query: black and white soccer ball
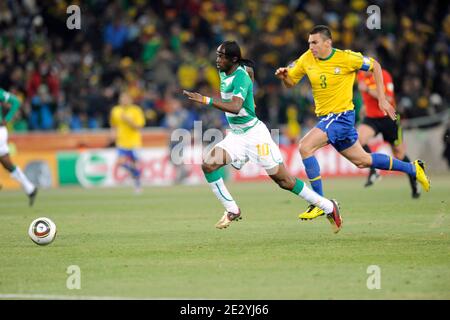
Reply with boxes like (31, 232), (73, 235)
(28, 217), (57, 245)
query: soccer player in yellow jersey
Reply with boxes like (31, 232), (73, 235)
(110, 92), (145, 193)
(275, 25), (430, 221)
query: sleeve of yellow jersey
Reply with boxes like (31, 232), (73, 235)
(345, 50), (375, 72)
(287, 53), (306, 85)
(110, 106), (120, 127)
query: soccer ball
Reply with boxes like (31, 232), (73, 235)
(28, 217), (57, 245)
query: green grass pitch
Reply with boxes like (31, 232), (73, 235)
(1, 175), (449, 299)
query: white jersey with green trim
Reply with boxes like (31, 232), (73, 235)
(219, 65), (259, 134)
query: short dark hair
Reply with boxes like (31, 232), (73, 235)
(309, 25), (332, 40)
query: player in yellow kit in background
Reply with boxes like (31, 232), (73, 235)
(110, 92), (145, 193)
(275, 25), (430, 221)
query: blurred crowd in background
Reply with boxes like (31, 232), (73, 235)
(0, 0), (449, 144)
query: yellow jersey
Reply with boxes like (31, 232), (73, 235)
(287, 48), (374, 117)
(110, 104), (145, 149)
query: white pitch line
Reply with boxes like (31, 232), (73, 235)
(429, 213), (446, 228)
(0, 293), (207, 300)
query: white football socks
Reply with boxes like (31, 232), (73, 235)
(209, 178), (240, 214)
(299, 185), (334, 214)
(11, 166), (35, 195)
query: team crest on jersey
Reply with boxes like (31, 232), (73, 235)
(334, 67), (341, 74)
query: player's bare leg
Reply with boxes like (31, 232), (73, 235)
(202, 147), (241, 229)
(298, 127), (329, 173)
(340, 140), (382, 167)
(267, 163), (342, 233)
(298, 128), (329, 219)
(117, 155), (141, 193)
(357, 124), (377, 147)
(129, 157), (142, 193)
(0, 154), (37, 206)
(357, 124), (380, 187)
(391, 141), (404, 159)
(0, 154), (15, 172)
(392, 143), (420, 198)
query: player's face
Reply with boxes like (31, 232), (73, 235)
(308, 33), (332, 59)
(120, 93), (132, 106)
(216, 45), (233, 72)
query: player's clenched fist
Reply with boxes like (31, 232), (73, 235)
(275, 68), (289, 80)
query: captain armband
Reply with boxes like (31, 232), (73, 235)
(360, 56), (372, 71)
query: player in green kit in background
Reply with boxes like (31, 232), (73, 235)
(0, 88), (38, 206)
(183, 41), (343, 233)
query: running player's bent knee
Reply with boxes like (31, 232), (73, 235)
(298, 142), (314, 158)
(201, 162), (216, 174)
(353, 158), (371, 169)
(0, 157), (14, 172)
(278, 180), (292, 190)
(275, 176), (294, 190)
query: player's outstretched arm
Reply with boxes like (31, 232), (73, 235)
(275, 68), (295, 88)
(372, 60), (396, 120)
(183, 90), (243, 114)
(0, 89), (21, 124)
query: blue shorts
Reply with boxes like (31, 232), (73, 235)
(316, 110), (358, 152)
(117, 148), (138, 161)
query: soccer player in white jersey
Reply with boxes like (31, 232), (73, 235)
(0, 88), (38, 206)
(183, 41), (343, 233)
